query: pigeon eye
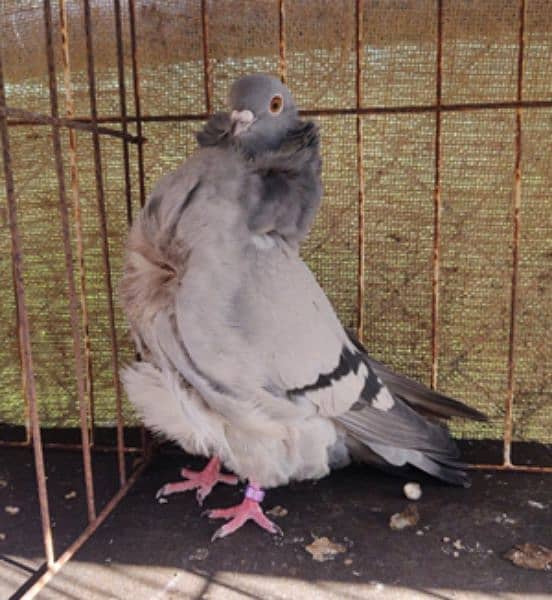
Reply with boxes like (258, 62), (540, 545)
(269, 94), (283, 115)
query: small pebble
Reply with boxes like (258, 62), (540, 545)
(0, 533), (6, 540)
(453, 551), (459, 558)
(266, 505), (288, 518)
(0, 479), (7, 488)
(344, 558), (353, 565)
(453, 539), (465, 550)
(389, 505), (420, 530)
(528, 500), (546, 510)
(64, 490), (77, 500)
(5, 506), (19, 515)
(494, 513), (516, 525)
(403, 482), (422, 501)
(504, 543), (552, 571)
(158, 497), (168, 504)
(416, 530), (424, 536)
(442, 537), (451, 543)
(305, 536), (346, 562)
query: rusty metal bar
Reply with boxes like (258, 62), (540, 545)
(0, 439), (31, 448)
(20, 459), (149, 600)
(278, 0), (287, 83)
(127, 0), (150, 456)
(2, 435), (549, 472)
(470, 464), (552, 474)
(0, 42), (55, 568)
(7, 99), (552, 128)
(40, 442), (141, 454)
(305, 99), (552, 115)
(113, 0), (133, 225)
(355, 0), (366, 342)
(431, 0), (443, 390)
(11, 261), (31, 444)
(44, 0), (96, 523)
(128, 0), (146, 208)
(201, 0), (213, 114)
(83, 0), (126, 485)
(59, 0), (96, 449)
(0, 439), (143, 453)
(2, 106), (143, 142)
(8, 179), (31, 445)
(504, 0), (526, 467)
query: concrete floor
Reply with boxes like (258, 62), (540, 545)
(2, 443), (551, 600)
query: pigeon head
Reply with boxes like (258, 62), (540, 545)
(228, 74), (299, 155)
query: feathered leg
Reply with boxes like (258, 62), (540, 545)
(156, 456), (238, 505)
(204, 482), (283, 541)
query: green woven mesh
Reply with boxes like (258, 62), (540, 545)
(0, 1), (550, 452)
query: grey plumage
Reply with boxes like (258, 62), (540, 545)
(120, 73), (484, 494)
(196, 76), (322, 247)
(242, 119), (321, 246)
(367, 356), (487, 422)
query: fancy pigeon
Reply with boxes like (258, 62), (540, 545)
(120, 73), (486, 540)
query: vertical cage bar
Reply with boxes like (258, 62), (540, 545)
(431, 0), (443, 390)
(21, 322), (32, 443)
(355, 0), (366, 341)
(83, 0), (126, 485)
(127, 0), (150, 457)
(278, 0), (287, 83)
(128, 0), (146, 208)
(44, 0), (97, 522)
(504, 0), (526, 466)
(0, 42), (55, 567)
(59, 0), (96, 448)
(201, 0), (213, 114)
(13, 267), (31, 444)
(113, 0), (133, 226)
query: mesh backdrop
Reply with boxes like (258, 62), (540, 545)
(0, 1), (550, 454)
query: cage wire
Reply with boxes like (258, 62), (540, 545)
(0, 0), (551, 594)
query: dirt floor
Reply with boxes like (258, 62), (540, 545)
(2, 442), (551, 600)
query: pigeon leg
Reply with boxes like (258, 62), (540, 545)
(205, 482), (283, 541)
(156, 456), (238, 505)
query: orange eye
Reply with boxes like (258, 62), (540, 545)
(269, 94), (283, 114)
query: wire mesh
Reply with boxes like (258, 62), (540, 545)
(1, 1), (551, 434)
(1, 0), (551, 452)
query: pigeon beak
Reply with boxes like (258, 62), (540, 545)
(230, 110), (255, 136)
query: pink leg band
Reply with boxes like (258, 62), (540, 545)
(245, 484), (265, 503)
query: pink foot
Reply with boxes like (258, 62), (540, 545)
(204, 484), (283, 541)
(156, 456), (238, 506)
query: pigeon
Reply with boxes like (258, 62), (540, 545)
(120, 73), (486, 541)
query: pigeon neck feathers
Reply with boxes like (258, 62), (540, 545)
(197, 114), (322, 246)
